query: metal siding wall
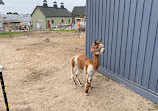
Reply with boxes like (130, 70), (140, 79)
(111, 0), (119, 72)
(86, 0), (158, 104)
(124, 0), (137, 80)
(119, 0), (130, 77)
(141, 0), (158, 88)
(86, 0), (89, 58)
(102, 0), (107, 68)
(107, 0), (114, 70)
(91, 0), (96, 60)
(128, 0), (144, 82)
(104, 0), (110, 69)
(114, 0), (125, 74)
(148, 20), (158, 92)
(135, 0), (152, 85)
(100, 0), (104, 67)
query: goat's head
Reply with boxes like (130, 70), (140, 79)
(91, 39), (105, 55)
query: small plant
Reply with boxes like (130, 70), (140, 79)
(51, 30), (77, 32)
(105, 78), (109, 82)
(154, 104), (158, 109)
(96, 75), (102, 78)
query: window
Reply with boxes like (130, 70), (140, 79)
(69, 19), (71, 23)
(52, 20), (54, 24)
(62, 19), (64, 23)
(76, 19), (81, 22)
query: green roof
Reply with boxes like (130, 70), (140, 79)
(34, 6), (72, 17)
(72, 6), (86, 16)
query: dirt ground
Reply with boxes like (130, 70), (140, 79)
(0, 31), (157, 111)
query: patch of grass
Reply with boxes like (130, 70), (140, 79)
(51, 30), (77, 32)
(0, 31), (29, 37)
(105, 78), (109, 82)
(96, 75), (103, 78)
(154, 104), (158, 109)
(96, 75), (109, 82)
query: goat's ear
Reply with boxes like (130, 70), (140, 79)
(99, 38), (102, 42)
(93, 40), (97, 46)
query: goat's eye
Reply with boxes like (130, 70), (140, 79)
(96, 46), (99, 49)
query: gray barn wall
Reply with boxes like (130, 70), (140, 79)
(86, 0), (158, 104)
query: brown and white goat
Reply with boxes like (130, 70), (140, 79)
(71, 39), (105, 96)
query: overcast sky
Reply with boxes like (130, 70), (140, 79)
(0, 0), (86, 14)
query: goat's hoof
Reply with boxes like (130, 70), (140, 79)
(90, 86), (94, 89)
(73, 83), (78, 87)
(85, 93), (89, 96)
(80, 85), (84, 87)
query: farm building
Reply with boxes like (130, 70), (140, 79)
(31, 0), (72, 29)
(72, 6), (86, 24)
(86, 0), (158, 104)
(1, 14), (31, 27)
(0, 0), (4, 28)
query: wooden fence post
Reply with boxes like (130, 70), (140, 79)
(7, 22), (11, 37)
(60, 23), (61, 30)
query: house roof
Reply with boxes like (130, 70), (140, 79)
(72, 6), (86, 16)
(2, 14), (31, 23)
(31, 6), (72, 17)
(0, 0), (4, 4)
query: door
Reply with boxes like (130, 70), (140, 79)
(48, 20), (50, 29)
(36, 22), (40, 28)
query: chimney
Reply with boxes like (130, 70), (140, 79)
(43, 0), (48, 7)
(61, 2), (64, 9)
(53, 1), (58, 8)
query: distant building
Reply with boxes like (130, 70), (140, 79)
(72, 6), (86, 24)
(31, 0), (72, 29)
(0, 0), (5, 28)
(1, 14), (31, 27)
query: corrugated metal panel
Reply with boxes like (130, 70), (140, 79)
(86, 0), (158, 104)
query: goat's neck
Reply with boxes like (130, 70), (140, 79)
(93, 54), (100, 70)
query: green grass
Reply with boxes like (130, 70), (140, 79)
(50, 30), (77, 32)
(0, 31), (29, 37)
(96, 75), (103, 78)
(0, 30), (77, 38)
(104, 78), (109, 82)
(154, 104), (158, 109)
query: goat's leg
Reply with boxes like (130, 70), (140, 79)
(76, 70), (83, 87)
(71, 57), (77, 86)
(89, 79), (93, 89)
(85, 78), (91, 96)
(77, 74), (83, 87)
(71, 70), (77, 86)
(71, 75), (77, 86)
(85, 75), (93, 96)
